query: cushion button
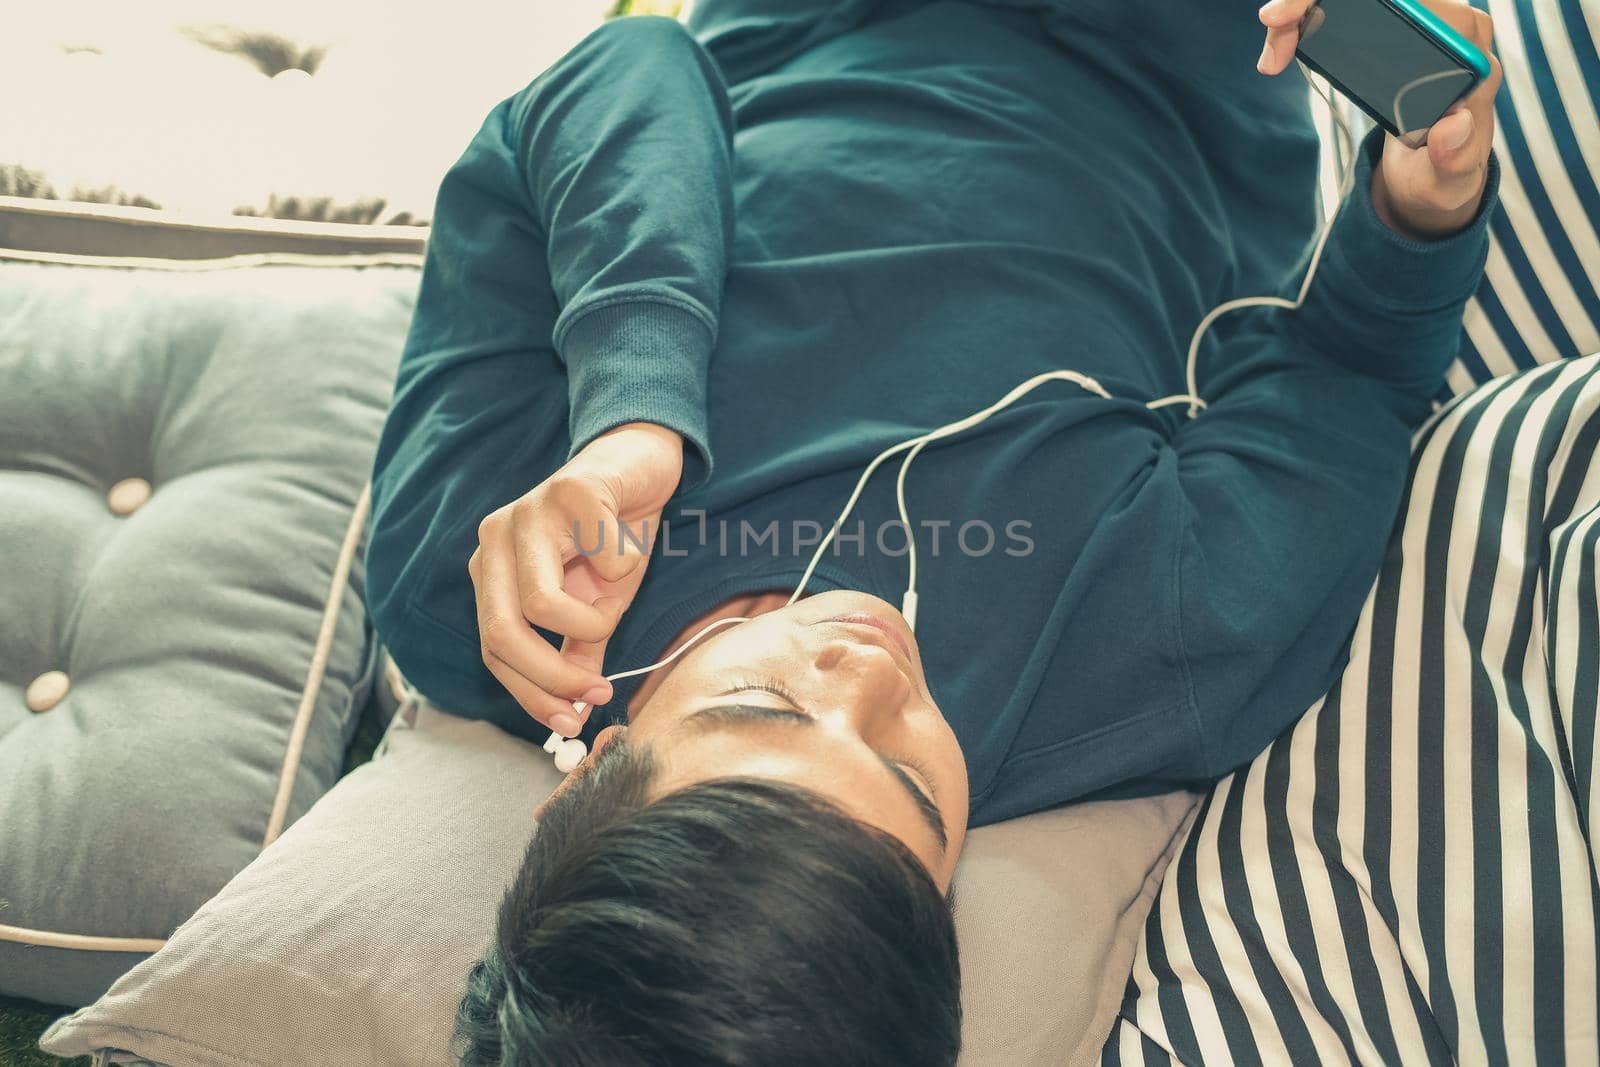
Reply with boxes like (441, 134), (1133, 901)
(25, 670), (70, 713)
(108, 477), (153, 516)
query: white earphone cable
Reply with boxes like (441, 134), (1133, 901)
(545, 66), (1357, 768)
(808, 65), (1355, 631)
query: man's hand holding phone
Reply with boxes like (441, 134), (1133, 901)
(1258, 0), (1502, 242)
(467, 421), (684, 736)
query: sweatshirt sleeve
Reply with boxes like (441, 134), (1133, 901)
(1155, 127), (1502, 780)
(510, 16), (735, 492)
(1283, 121), (1500, 400)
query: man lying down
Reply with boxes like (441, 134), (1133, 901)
(365, 0), (1501, 1062)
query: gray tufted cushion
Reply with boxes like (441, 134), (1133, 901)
(0, 249), (420, 1005)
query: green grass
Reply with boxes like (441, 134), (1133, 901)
(0, 695), (391, 1064)
(0, 998), (85, 1067)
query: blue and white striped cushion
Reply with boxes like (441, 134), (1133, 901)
(1313, 0), (1599, 396)
(1457, 0), (1600, 392)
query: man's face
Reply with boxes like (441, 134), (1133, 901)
(597, 589), (969, 887)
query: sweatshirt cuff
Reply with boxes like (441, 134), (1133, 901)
(1328, 121), (1501, 310)
(559, 300), (716, 493)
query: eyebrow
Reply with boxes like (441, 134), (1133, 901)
(684, 703), (948, 854)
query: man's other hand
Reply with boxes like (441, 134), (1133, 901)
(1257, 0), (1502, 241)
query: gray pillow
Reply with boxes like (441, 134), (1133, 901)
(0, 248), (420, 1005)
(42, 698), (1199, 1066)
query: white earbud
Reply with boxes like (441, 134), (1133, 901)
(553, 737), (588, 773)
(542, 616), (751, 773)
(539, 68), (1354, 778)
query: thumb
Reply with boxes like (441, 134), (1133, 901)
(1426, 108), (1477, 180)
(559, 631), (614, 728)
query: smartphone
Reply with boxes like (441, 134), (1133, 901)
(1293, 0), (1491, 147)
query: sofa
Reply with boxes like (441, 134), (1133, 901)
(0, 194), (1202, 1067)
(7, 0), (1599, 1060)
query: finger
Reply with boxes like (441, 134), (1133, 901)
(1257, 0), (1316, 74)
(1258, 24), (1299, 75)
(1413, 0), (1500, 124)
(1419, 109), (1490, 211)
(548, 570), (649, 710)
(1422, 47), (1500, 199)
(1457, 48), (1504, 126)
(484, 655), (587, 736)
(1465, 4), (1493, 52)
(507, 493), (614, 643)
(1415, 0), (1492, 53)
(470, 539), (593, 733)
(476, 514), (613, 703)
(563, 633), (611, 700)
(558, 632), (612, 725)
(587, 514), (657, 586)
(1416, 0), (1498, 104)
(1258, 0), (1316, 28)
(1425, 107), (1477, 177)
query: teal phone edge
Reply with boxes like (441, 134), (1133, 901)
(1295, 0), (1491, 146)
(1388, 0), (1493, 82)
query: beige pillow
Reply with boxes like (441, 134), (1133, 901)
(43, 699), (1198, 1067)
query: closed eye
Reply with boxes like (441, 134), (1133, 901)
(716, 681), (800, 704)
(682, 699), (948, 855)
(882, 759), (946, 853)
(688, 702), (811, 727)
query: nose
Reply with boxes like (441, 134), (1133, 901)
(813, 634), (901, 669)
(810, 635), (912, 722)
(812, 641), (847, 671)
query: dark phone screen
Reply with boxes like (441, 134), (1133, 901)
(1296, 0), (1477, 140)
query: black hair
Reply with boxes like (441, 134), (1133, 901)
(454, 735), (960, 1067)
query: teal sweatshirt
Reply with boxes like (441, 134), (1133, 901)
(368, 1), (1500, 826)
